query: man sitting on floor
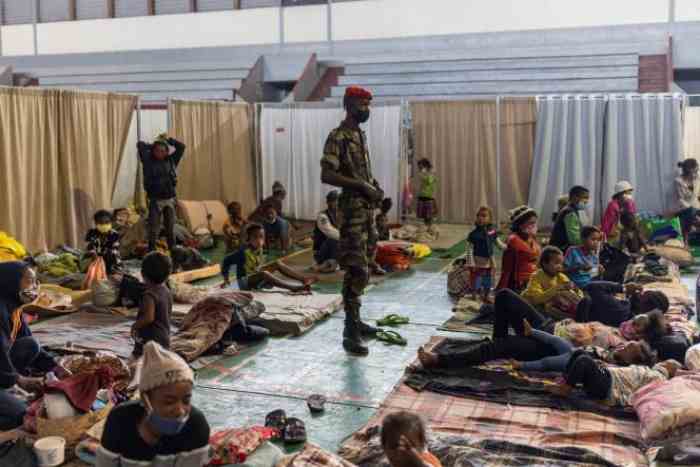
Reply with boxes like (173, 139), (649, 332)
(313, 191), (340, 273)
(221, 223), (317, 293)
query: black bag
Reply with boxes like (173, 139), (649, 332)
(599, 244), (631, 284)
(0, 440), (38, 467)
(118, 273), (146, 308)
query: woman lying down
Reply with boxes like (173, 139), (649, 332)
(418, 319), (682, 407)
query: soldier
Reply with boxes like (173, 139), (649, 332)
(321, 86), (385, 355)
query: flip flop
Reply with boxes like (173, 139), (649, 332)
(283, 417), (307, 444)
(265, 409), (287, 440)
(376, 330), (407, 346)
(307, 394), (326, 413)
(376, 314), (410, 327)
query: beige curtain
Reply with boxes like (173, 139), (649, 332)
(498, 98), (537, 222)
(411, 101), (498, 223)
(170, 100), (257, 213)
(0, 88), (135, 252)
(684, 107), (700, 159)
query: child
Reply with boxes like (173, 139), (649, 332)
(617, 212), (646, 254)
(564, 226), (603, 289)
(381, 411), (442, 467)
(550, 185), (590, 252)
(416, 159), (438, 232)
(554, 354), (681, 406)
(138, 135), (186, 253)
(131, 252), (173, 358)
(98, 342), (210, 466)
(376, 198), (394, 241)
(601, 180), (636, 242)
(85, 210), (122, 274)
(222, 201), (247, 253)
(552, 195), (568, 224)
(521, 246), (584, 319)
(467, 206), (503, 302)
(619, 310), (668, 343)
(221, 224), (316, 293)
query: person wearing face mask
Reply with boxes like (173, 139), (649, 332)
(85, 210), (122, 275)
(321, 86), (385, 355)
(138, 134), (186, 253)
(97, 341), (210, 467)
(674, 158), (700, 243)
(0, 262), (70, 430)
(601, 181), (636, 243)
(550, 185), (590, 253)
(496, 206), (542, 293)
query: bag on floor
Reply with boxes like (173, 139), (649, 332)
(81, 257), (107, 291)
(447, 257), (471, 298)
(375, 244), (411, 271)
(92, 279), (119, 307)
(0, 231), (28, 262)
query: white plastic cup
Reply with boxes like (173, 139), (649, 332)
(34, 436), (66, 467)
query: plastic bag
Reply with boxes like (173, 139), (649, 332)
(0, 231), (28, 262)
(82, 257), (107, 291)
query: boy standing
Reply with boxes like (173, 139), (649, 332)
(137, 135), (186, 253)
(550, 186), (590, 252)
(85, 210), (122, 274)
(131, 252), (173, 358)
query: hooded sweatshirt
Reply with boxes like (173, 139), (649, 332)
(0, 262), (56, 388)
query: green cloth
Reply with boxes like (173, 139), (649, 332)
(419, 172), (437, 198)
(563, 211), (582, 247)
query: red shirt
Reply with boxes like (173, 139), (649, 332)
(497, 233), (541, 291)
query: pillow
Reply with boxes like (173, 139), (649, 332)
(632, 374), (700, 442)
(686, 344), (700, 371)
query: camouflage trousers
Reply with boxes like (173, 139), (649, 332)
(338, 197), (377, 311)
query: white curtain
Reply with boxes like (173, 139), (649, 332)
(602, 95), (683, 217)
(112, 109), (168, 208)
(260, 104), (401, 221)
(528, 97), (607, 225)
(683, 107), (700, 160)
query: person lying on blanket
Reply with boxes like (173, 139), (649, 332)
(555, 310), (668, 349)
(0, 262), (71, 430)
(381, 411), (442, 467)
(551, 354), (682, 406)
(575, 281), (669, 327)
(221, 223), (317, 293)
(97, 341), (211, 467)
(417, 318), (655, 372)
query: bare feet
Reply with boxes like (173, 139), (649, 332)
(547, 384), (574, 397)
(417, 346), (439, 369)
(370, 264), (387, 276)
(522, 319), (533, 337)
(303, 276), (318, 286)
(508, 359), (523, 370)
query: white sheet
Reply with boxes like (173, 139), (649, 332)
(260, 104), (402, 221)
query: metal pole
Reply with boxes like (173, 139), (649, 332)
(32, 0), (38, 55)
(279, 3), (284, 45)
(495, 95), (501, 225)
(327, 0), (332, 42)
(669, 0), (676, 23)
(0, 0), (4, 57)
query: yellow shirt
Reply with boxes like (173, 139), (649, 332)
(521, 269), (580, 307)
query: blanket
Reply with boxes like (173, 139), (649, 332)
(406, 338), (636, 419)
(251, 292), (343, 336)
(171, 292), (263, 362)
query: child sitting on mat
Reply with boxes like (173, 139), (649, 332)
(381, 411), (442, 467)
(223, 201), (247, 253)
(617, 212), (647, 254)
(85, 209), (122, 274)
(131, 252), (173, 358)
(467, 206), (504, 302)
(221, 223), (316, 293)
(564, 226), (604, 289)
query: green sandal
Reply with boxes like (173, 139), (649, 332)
(376, 314), (410, 327)
(376, 330), (407, 346)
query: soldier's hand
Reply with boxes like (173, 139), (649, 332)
(363, 183), (383, 203)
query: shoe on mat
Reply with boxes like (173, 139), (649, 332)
(283, 417), (307, 444)
(265, 409), (287, 439)
(376, 314), (410, 327)
(376, 330), (407, 346)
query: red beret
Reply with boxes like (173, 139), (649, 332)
(344, 86), (373, 101)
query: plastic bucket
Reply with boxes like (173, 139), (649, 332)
(34, 436), (66, 467)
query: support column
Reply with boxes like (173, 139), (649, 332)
(32, 0), (38, 55)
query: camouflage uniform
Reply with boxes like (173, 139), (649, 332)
(321, 123), (379, 346)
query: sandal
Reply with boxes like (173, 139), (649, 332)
(376, 314), (410, 327)
(265, 409), (287, 439)
(283, 417), (307, 444)
(307, 394), (326, 413)
(376, 330), (407, 346)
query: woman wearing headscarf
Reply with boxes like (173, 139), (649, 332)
(0, 262), (69, 430)
(496, 206), (542, 293)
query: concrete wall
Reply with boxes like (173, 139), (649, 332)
(0, 0), (673, 56)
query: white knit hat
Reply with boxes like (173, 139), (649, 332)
(139, 341), (194, 393)
(613, 181), (633, 197)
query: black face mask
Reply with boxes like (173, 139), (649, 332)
(350, 106), (370, 124)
